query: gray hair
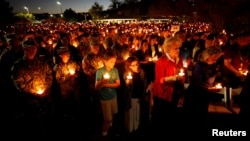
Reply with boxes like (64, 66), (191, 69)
(162, 37), (182, 53)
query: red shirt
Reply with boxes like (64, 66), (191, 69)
(153, 55), (184, 102)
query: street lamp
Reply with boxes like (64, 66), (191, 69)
(37, 7), (42, 14)
(56, 1), (62, 14)
(84, 13), (88, 21)
(24, 6), (29, 14)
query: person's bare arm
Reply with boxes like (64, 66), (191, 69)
(102, 79), (120, 89)
(224, 58), (242, 77)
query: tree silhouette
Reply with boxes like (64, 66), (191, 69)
(0, 0), (14, 25)
(108, 0), (122, 10)
(88, 2), (104, 20)
(64, 8), (84, 22)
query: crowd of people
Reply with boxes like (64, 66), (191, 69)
(0, 21), (249, 140)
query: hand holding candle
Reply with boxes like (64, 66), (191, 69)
(126, 72), (133, 80)
(68, 68), (75, 75)
(148, 57), (152, 62)
(36, 87), (45, 95)
(103, 73), (110, 79)
(215, 83), (222, 89)
(183, 61), (188, 68)
(178, 68), (185, 76)
(243, 70), (248, 76)
(125, 72), (133, 85)
(33, 80), (45, 95)
(208, 82), (222, 93)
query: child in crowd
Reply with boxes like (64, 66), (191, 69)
(95, 51), (120, 136)
(123, 56), (148, 134)
(53, 46), (82, 119)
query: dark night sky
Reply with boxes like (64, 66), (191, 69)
(6, 0), (111, 13)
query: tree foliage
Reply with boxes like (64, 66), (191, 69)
(63, 8), (84, 22)
(88, 2), (104, 20)
(102, 0), (250, 32)
(108, 0), (122, 10)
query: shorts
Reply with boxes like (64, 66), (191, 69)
(100, 96), (118, 121)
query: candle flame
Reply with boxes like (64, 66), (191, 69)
(243, 70), (248, 76)
(69, 69), (75, 75)
(127, 72), (133, 79)
(215, 83), (222, 89)
(103, 73), (110, 79)
(48, 40), (52, 45)
(36, 88), (44, 95)
(183, 62), (188, 68)
(178, 69), (185, 76)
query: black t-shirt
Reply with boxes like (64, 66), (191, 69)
(131, 72), (144, 98)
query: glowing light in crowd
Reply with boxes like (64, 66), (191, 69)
(215, 83), (222, 89)
(178, 68), (185, 76)
(103, 73), (110, 79)
(126, 72), (133, 80)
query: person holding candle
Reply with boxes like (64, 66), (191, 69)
(123, 56), (148, 135)
(53, 46), (82, 120)
(151, 36), (185, 137)
(10, 38), (54, 136)
(222, 32), (250, 89)
(54, 32), (82, 65)
(95, 51), (120, 137)
(147, 34), (162, 60)
(82, 37), (105, 134)
(182, 45), (223, 136)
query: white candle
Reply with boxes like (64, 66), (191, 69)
(178, 69), (185, 76)
(35, 85), (45, 95)
(215, 83), (222, 89)
(103, 73), (110, 79)
(152, 56), (158, 61)
(36, 88), (44, 95)
(126, 72), (133, 80)
(69, 68), (75, 75)
(183, 61), (188, 68)
(148, 57), (152, 62)
(243, 70), (248, 76)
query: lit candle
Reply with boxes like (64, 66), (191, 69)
(103, 73), (110, 79)
(219, 41), (223, 46)
(35, 86), (45, 95)
(178, 68), (185, 76)
(183, 61), (188, 68)
(152, 56), (158, 61)
(158, 48), (162, 52)
(72, 41), (78, 47)
(69, 68), (75, 75)
(243, 70), (248, 76)
(123, 53), (130, 61)
(148, 57), (152, 62)
(238, 67), (242, 72)
(126, 72), (133, 80)
(36, 88), (44, 95)
(48, 40), (53, 45)
(215, 83), (222, 89)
